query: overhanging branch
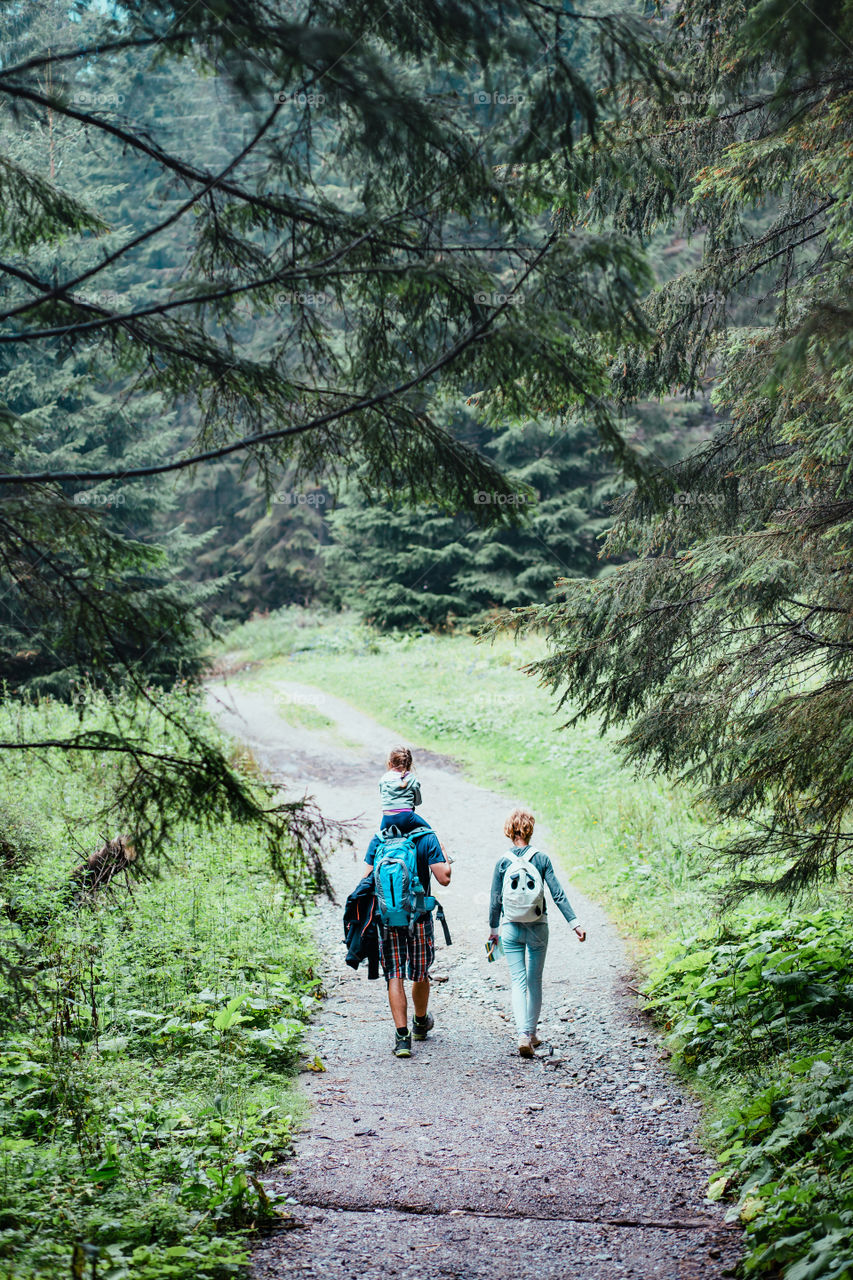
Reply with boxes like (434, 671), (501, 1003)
(0, 234), (557, 486)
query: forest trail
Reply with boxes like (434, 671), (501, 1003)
(208, 676), (742, 1280)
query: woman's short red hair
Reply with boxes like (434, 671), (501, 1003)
(504, 807), (535, 843)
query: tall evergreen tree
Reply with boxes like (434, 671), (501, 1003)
(176, 460), (331, 617)
(494, 0), (853, 900)
(325, 496), (470, 630)
(458, 416), (627, 603)
(0, 346), (214, 698)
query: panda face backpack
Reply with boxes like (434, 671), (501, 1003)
(501, 848), (545, 923)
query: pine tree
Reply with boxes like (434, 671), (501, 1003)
(0, 345), (215, 698)
(494, 0), (853, 900)
(457, 416), (625, 604)
(176, 460), (331, 617)
(324, 496), (471, 630)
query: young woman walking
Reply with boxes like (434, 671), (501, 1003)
(488, 807), (586, 1057)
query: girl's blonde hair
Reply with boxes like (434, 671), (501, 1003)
(504, 807), (535, 843)
(387, 745), (413, 772)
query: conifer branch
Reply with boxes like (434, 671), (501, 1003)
(0, 235), (557, 487)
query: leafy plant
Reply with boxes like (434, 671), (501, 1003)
(646, 909), (853, 1278)
(0, 696), (320, 1279)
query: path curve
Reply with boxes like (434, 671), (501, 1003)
(208, 677), (742, 1280)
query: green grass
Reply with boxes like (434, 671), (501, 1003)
(0, 694), (319, 1280)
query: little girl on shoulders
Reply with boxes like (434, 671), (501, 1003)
(379, 745), (431, 834)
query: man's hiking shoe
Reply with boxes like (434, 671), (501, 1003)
(394, 1029), (412, 1058)
(412, 1013), (434, 1041)
(518, 1035), (534, 1059)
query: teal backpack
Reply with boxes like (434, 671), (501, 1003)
(372, 826), (437, 930)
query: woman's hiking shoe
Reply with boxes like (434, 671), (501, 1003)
(394, 1029), (412, 1057)
(530, 1034), (543, 1048)
(518, 1035), (534, 1058)
(412, 1013), (434, 1040)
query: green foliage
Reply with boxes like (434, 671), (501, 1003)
(0, 0), (346, 871)
(0, 684), (338, 900)
(0, 346), (216, 699)
(0, 0), (658, 509)
(646, 911), (853, 1072)
(0, 0), (664, 859)
(176, 462), (332, 619)
(0, 696), (320, 1280)
(492, 0), (853, 900)
(324, 412), (629, 629)
(646, 910), (853, 1278)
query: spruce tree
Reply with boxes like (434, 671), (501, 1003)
(494, 0), (853, 900)
(325, 412), (631, 628)
(176, 460), (331, 617)
(0, 345), (214, 698)
(324, 496), (471, 630)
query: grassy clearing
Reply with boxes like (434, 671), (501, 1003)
(213, 607), (853, 1280)
(0, 694), (320, 1280)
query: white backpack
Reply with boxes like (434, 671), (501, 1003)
(501, 848), (545, 923)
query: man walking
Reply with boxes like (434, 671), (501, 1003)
(363, 825), (451, 1057)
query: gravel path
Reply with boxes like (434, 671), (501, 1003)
(208, 677), (742, 1280)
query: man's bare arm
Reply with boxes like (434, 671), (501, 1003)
(432, 859), (452, 888)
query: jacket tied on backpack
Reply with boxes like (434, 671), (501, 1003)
(343, 873), (381, 978)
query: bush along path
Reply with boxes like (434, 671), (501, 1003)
(0, 694), (319, 1280)
(208, 678), (743, 1280)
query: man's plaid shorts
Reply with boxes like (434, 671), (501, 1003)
(379, 918), (435, 982)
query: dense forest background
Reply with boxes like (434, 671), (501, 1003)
(0, 0), (715, 633)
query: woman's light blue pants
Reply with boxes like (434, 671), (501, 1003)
(500, 920), (549, 1037)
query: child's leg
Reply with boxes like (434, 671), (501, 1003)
(381, 813), (448, 859)
(382, 812), (430, 834)
(397, 812), (448, 858)
(405, 812), (432, 831)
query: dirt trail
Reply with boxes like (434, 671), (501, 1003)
(208, 677), (741, 1280)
